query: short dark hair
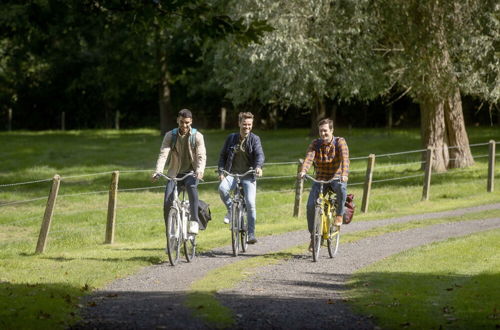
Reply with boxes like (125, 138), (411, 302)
(318, 118), (334, 130)
(178, 109), (192, 118)
(238, 112), (254, 123)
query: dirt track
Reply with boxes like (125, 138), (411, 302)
(74, 203), (500, 329)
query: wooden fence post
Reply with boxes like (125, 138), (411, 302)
(8, 108), (12, 131)
(487, 140), (496, 192)
(293, 159), (304, 217)
(422, 147), (433, 201)
(105, 171), (119, 244)
(61, 112), (66, 131)
(361, 154), (375, 213)
(35, 174), (61, 254)
(220, 107), (226, 130)
(115, 110), (120, 130)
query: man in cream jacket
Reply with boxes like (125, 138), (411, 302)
(153, 109), (206, 244)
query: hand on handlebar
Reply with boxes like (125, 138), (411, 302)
(152, 172), (160, 182)
(255, 168), (263, 177)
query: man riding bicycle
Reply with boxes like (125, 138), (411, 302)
(218, 112), (265, 244)
(298, 118), (349, 251)
(152, 109), (207, 251)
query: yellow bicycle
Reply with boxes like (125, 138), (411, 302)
(305, 174), (341, 262)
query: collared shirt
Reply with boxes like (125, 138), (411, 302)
(301, 136), (349, 180)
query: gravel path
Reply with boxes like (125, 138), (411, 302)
(74, 203), (500, 329)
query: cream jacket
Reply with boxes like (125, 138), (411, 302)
(155, 129), (206, 177)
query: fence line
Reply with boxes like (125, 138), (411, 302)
(0, 178), (52, 188)
(0, 196), (48, 207)
(61, 171), (115, 180)
(372, 174), (424, 183)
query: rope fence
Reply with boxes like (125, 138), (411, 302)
(0, 140), (498, 253)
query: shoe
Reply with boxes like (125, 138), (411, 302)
(247, 234), (257, 244)
(223, 211), (231, 224)
(334, 215), (343, 226)
(308, 239), (313, 252)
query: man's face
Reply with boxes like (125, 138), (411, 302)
(318, 124), (333, 141)
(178, 116), (192, 135)
(239, 118), (253, 137)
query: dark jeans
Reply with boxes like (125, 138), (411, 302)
(163, 174), (199, 232)
(306, 181), (347, 235)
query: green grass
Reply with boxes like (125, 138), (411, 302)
(0, 127), (499, 328)
(348, 229), (500, 329)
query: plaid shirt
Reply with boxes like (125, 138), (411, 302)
(301, 136), (349, 180)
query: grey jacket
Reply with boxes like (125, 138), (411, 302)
(155, 129), (206, 177)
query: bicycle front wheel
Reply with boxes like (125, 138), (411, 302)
(327, 223), (340, 258)
(231, 203), (240, 257)
(312, 206), (322, 262)
(166, 208), (180, 266)
(240, 207), (248, 253)
(184, 233), (196, 262)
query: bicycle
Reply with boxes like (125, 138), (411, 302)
(304, 174), (341, 262)
(220, 169), (256, 257)
(155, 172), (197, 266)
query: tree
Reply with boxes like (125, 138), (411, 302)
(331, 0), (499, 171)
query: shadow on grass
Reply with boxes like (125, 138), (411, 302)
(0, 282), (84, 330)
(39, 255), (164, 264)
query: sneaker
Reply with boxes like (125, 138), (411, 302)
(223, 211), (231, 224)
(247, 234), (257, 244)
(334, 215), (343, 226)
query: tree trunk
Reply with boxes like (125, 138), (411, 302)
(420, 97), (449, 172)
(444, 88), (474, 168)
(156, 26), (172, 136)
(309, 97), (326, 136)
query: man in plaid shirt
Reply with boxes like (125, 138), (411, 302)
(298, 118), (349, 250)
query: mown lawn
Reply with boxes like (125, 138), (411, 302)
(0, 127), (499, 328)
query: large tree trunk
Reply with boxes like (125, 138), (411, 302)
(156, 26), (173, 136)
(420, 97), (449, 172)
(309, 97), (326, 136)
(444, 88), (474, 168)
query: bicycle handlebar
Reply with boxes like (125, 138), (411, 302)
(155, 171), (195, 182)
(220, 169), (256, 178)
(304, 174), (340, 184)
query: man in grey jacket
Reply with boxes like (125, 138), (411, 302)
(152, 109), (206, 247)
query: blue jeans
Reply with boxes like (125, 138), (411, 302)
(164, 174), (199, 229)
(218, 175), (257, 235)
(306, 181), (347, 235)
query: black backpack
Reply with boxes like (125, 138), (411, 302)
(197, 200), (212, 230)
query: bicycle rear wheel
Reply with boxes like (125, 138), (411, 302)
(327, 223), (340, 258)
(166, 208), (180, 266)
(240, 207), (248, 252)
(184, 233), (196, 262)
(231, 203), (240, 256)
(312, 207), (322, 262)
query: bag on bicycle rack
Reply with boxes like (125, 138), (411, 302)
(343, 193), (355, 224)
(198, 200), (212, 230)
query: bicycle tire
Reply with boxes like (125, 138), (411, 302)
(312, 206), (322, 262)
(240, 206), (248, 252)
(231, 203), (240, 256)
(184, 234), (196, 262)
(166, 208), (180, 266)
(327, 223), (341, 258)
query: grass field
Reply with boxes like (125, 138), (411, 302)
(0, 127), (499, 328)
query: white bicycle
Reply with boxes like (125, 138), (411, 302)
(156, 172), (197, 266)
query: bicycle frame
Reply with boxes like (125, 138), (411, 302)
(220, 169), (256, 256)
(156, 172), (196, 265)
(305, 174), (341, 261)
